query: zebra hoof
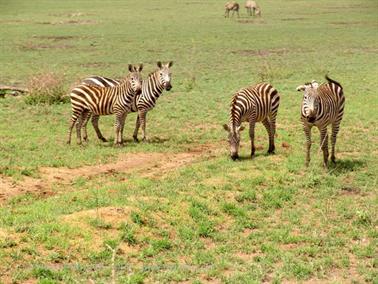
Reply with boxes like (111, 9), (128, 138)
(100, 137), (108, 142)
(133, 136), (139, 143)
(331, 156), (336, 163)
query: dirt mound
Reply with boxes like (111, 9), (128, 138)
(0, 143), (221, 204)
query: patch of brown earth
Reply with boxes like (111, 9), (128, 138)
(37, 19), (97, 25)
(19, 42), (73, 51)
(281, 17), (306, 21)
(0, 143), (220, 204)
(232, 48), (292, 57)
(31, 35), (77, 41)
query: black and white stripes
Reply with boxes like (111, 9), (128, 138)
(81, 61), (173, 142)
(223, 83), (280, 160)
(67, 64), (143, 145)
(297, 75), (345, 167)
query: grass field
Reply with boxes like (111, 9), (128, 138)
(0, 0), (377, 283)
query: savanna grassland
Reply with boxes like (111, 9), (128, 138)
(0, 0), (377, 283)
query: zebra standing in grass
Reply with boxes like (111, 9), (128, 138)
(296, 75), (345, 168)
(245, 1), (261, 16)
(82, 61), (173, 142)
(223, 83), (280, 160)
(225, 1), (240, 18)
(67, 64), (143, 145)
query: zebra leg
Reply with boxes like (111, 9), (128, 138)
(139, 111), (148, 142)
(91, 115), (107, 142)
(114, 112), (126, 146)
(319, 127), (329, 168)
(303, 124), (312, 167)
(249, 121), (256, 157)
(120, 113), (128, 144)
(67, 114), (79, 145)
(75, 113), (85, 145)
(81, 111), (91, 142)
(331, 121), (341, 163)
(262, 118), (275, 154)
(133, 115), (141, 142)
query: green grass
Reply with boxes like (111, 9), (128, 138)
(0, 0), (377, 283)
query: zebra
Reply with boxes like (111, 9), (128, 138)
(225, 1), (240, 18)
(245, 0), (261, 16)
(67, 64), (143, 146)
(81, 61), (173, 143)
(296, 75), (345, 168)
(223, 83), (280, 160)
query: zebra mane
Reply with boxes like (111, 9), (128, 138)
(230, 94), (239, 128)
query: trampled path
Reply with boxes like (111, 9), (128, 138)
(0, 143), (223, 204)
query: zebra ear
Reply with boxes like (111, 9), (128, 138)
(157, 61), (163, 69)
(138, 64), (143, 72)
(296, 85), (305, 91)
(223, 124), (230, 132)
(167, 61), (173, 68)
(128, 64), (133, 72)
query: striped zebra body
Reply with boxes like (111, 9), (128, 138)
(82, 61), (173, 142)
(223, 83), (280, 160)
(67, 64), (143, 145)
(297, 75), (345, 167)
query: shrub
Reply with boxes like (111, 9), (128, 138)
(25, 72), (68, 105)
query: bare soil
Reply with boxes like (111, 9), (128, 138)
(0, 143), (221, 204)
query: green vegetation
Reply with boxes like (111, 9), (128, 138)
(0, 0), (377, 283)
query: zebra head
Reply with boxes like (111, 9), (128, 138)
(297, 81), (319, 123)
(223, 124), (245, 160)
(128, 64), (143, 94)
(156, 61), (173, 91)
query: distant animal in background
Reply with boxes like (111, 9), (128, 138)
(223, 83), (280, 160)
(67, 64), (143, 145)
(225, 1), (240, 18)
(245, 1), (261, 16)
(82, 61), (173, 143)
(296, 75), (345, 168)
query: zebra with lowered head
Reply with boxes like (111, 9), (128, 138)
(67, 64), (143, 145)
(82, 61), (173, 142)
(223, 83), (280, 160)
(297, 75), (345, 168)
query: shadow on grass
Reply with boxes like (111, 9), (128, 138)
(329, 159), (366, 175)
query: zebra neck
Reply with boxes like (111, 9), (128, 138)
(145, 73), (164, 98)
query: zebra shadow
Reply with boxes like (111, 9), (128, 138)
(328, 159), (366, 175)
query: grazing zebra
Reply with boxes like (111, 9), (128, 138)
(223, 83), (280, 160)
(245, 0), (261, 16)
(82, 61), (173, 142)
(67, 64), (143, 145)
(225, 1), (240, 18)
(297, 75), (345, 168)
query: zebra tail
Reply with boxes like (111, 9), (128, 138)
(325, 74), (343, 89)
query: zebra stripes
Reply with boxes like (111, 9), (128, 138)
(297, 75), (345, 167)
(67, 64), (143, 145)
(82, 61), (173, 142)
(223, 83), (280, 160)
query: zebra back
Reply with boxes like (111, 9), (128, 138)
(230, 83), (279, 126)
(70, 72), (141, 116)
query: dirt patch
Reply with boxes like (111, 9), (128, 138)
(232, 48), (292, 57)
(19, 42), (73, 51)
(31, 35), (78, 41)
(0, 143), (220, 204)
(237, 19), (265, 24)
(281, 17), (306, 21)
(80, 62), (112, 68)
(37, 19), (97, 25)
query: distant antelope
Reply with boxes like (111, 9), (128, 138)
(67, 64), (143, 145)
(223, 83), (280, 160)
(297, 75), (345, 168)
(225, 1), (240, 18)
(245, 0), (261, 16)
